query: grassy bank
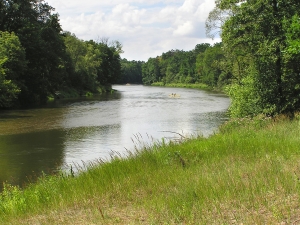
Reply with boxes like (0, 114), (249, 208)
(1, 115), (300, 224)
(151, 82), (217, 91)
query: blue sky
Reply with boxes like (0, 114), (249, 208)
(46, 0), (219, 61)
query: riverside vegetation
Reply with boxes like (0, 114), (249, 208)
(1, 114), (300, 224)
(2, 0), (300, 224)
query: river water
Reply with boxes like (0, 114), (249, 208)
(0, 85), (230, 190)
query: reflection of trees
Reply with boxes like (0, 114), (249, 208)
(0, 129), (65, 191)
(63, 124), (122, 166)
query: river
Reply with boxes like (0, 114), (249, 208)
(0, 85), (230, 190)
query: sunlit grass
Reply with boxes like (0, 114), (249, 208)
(1, 114), (300, 224)
(151, 82), (211, 90)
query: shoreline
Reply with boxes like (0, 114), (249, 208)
(1, 114), (299, 224)
(151, 82), (225, 93)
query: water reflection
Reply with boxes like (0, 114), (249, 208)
(63, 124), (122, 167)
(0, 129), (65, 190)
(0, 85), (230, 190)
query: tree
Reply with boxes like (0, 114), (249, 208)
(210, 0), (300, 116)
(196, 43), (224, 87)
(282, 14), (300, 113)
(0, 1), (125, 108)
(0, 0), (68, 105)
(141, 43), (228, 86)
(0, 31), (26, 108)
(64, 33), (101, 92)
(64, 35), (123, 91)
(120, 59), (143, 84)
(142, 57), (161, 85)
(94, 40), (122, 85)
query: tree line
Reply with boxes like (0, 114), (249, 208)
(2, 0), (300, 118)
(141, 42), (227, 87)
(142, 0), (300, 118)
(0, 0), (123, 109)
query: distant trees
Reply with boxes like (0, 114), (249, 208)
(141, 43), (227, 88)
(0, 0), (123, 109)
(196, 43), (225, 87)
(142, 57), (161, 85)
(120, 59), (143, 84)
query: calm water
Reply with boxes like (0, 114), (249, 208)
(0, 85), (230, 190)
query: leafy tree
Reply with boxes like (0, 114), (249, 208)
(282, 14), (300, 113)
(196, 43), (224, 87)
(64, 35), (123, 92)
(142, 57), (161, 85)
(0, 1), (124, 108)
(120, 59), (143, 84)
(194, 43), (211, 55)
(210, 0), (300, 116)
(95, 40), (122, 85)
(0, 31), (26, 108)
(64, 33), (101, 92)
(141, 43), (229, 87)
(0, 0), (68, 105)
(158, 49), (196, 84)
(285, 15), (300, 55)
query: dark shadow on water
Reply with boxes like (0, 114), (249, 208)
(0, 114), (32, 120)
(46, 92), (122, 108)
(0, 129), (66, 192)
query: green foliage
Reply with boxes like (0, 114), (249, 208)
(63, 35), (123, 93)
(0, 0), (69, 105)
(142, 43), (228, 88)
(0, 1), (123, 108)
(94, 40), (122, 85)
(120, 59), (143, 84)
(226, 75), (260, 117)
(0, 31), (25, 108)
(285, 15), (300, 55)
(281, 14), (300, 114)
(196, 43), (225, 87)
(211, 0), (300, 117)
(142, 57), (161, 85)
(63, 33), (100, 92)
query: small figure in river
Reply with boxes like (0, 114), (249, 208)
(169, 93), (180, 97)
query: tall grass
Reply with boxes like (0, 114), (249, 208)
(1, 115), (300, 224)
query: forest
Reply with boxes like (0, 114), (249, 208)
(141, 42), (226, 88)
(1, 0), (300, 119)
(0, 0), (123, 109)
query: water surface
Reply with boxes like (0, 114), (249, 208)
(0, 85), (230, 189)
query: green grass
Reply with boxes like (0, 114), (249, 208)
(1, 115), (300, 224)
(151, 82), (212, 91)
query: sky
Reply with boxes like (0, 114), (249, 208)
(46, 0), (219, 61)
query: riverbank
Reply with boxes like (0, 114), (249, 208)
(47, 85), (113, 101)
(151, 82), (222, 92)
(1, 114), (300, 224)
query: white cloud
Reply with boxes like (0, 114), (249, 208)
(46, 0), (217, 61)
(173, 21), (194, 36)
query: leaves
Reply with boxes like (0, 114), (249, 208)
(0, 1), (123, 108)
(0, 31), (25, 108)
(213, 0), (300, 117)
(285, 14), (300, 54)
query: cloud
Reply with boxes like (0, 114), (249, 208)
(46, 0), (217, 61)
(173, 21), (194, 36)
